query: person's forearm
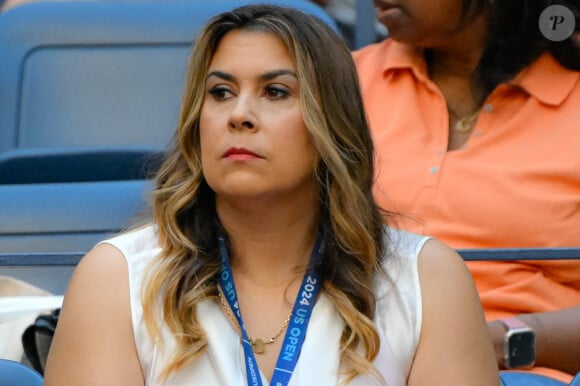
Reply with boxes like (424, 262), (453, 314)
(488, 305), (580, 375)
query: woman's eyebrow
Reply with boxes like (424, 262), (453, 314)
(260, 69), (297, 81)
(206, 70), (234, 82)
(206, 69), (297, 82)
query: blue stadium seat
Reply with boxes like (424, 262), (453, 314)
(0, 359), (43, 386)
(0, 0), (337, 182)
(0, 180), (153, 253)
(500, 372), (567, 386)
(0, 147), (163, 184)
(0, 180), (152, 294)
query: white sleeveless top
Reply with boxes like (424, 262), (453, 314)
(102, 225), (429, 386)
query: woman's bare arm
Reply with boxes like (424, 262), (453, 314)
(408, 239), (500, 386)
(44, 243), (144, 386)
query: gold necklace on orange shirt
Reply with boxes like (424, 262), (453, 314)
(448, 108), (480, 133)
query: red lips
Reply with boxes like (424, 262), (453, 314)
(222, 147), (262, 159)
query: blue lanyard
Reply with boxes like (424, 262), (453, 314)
(217, 233), (324, 386)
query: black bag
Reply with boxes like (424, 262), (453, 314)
(21, 308), (60, 375)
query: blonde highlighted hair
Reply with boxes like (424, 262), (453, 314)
(143, 4), (392, 383)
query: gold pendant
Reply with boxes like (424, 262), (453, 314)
(252, 338), (266, 354)
(455, 118), (472, 133)
(454, 113), (479, 133)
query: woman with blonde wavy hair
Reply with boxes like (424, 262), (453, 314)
(44, 4), (498, 386)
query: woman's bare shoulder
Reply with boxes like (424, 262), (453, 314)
(409, 238), (500, 386)
(44, 243), (143, 386)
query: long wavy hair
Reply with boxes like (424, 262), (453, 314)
(143, 4), (390, 383)
(460, 0), (579, 102)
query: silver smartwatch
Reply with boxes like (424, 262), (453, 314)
(498, 317), (536, 369)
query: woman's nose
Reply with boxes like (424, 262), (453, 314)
(228, 94), (256, 131)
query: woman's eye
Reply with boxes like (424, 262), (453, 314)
(264, 85), (289, 99)
(208, 86), (232, 100)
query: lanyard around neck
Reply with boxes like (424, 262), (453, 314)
(217, 233), (324, 386)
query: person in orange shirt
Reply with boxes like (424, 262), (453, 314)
(354, 0), (580, 383)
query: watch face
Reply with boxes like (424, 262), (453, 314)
(507, 330), (536, 368)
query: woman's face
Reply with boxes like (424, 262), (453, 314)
(373, 0), (472, 47)
(199, 30), (319, 203)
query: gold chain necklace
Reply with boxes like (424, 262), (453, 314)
(217, 288), (292, 355)
(449, 109), (480, 133)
